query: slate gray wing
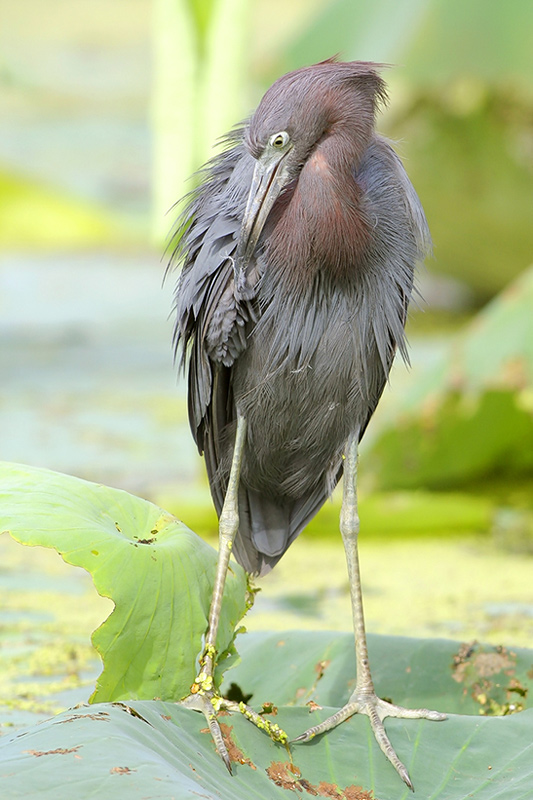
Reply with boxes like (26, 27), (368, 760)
(170, 130), (258, 499)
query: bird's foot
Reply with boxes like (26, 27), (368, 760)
(293, 690), (446, 790)
(180, 663), (289, 772)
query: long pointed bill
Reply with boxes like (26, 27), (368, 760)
(234, 150), (292, 289)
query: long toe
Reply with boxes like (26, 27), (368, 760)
(181, 692), (232, 772)
(294, 691), (446, 791)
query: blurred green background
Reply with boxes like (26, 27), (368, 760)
(1, 0), (533, 691)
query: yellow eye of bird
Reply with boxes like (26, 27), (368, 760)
(270, 131), (289, 149)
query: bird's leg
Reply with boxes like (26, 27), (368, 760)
(181, 414), (288, 771)
(196, 415), (248, 693)
(294, 434), (445, 790)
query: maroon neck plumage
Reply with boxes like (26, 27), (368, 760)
(248, 60), (387, 285)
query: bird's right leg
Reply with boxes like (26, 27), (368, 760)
(180, 414), (288, 771)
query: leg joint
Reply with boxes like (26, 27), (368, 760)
(218, 514), (238, 541)
(340, 505), (360, 539)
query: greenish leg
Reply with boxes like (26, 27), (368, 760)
(195, 413), (248, 692)
(294, 433), (446, 791)
(181, 414), (288, 771)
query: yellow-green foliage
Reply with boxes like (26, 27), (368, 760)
(0, 171), (130, 249)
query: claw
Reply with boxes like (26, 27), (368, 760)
(181, 692), (230, 768)
(294, 691), (446, 791)
(207, 705), (233, 773)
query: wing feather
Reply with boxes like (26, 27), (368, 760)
(169, 129), (259, 522)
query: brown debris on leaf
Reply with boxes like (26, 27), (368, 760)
(260, 701), (278, 716)
(315, 660), (331, 679)
(315, 782), (375, 800)
(57, 711), (110, 724)
(294, 658), (333, 705)
(219, 723), (256, 769)
(266, 761), (304, 791)
(112, 703), (152, 724)
(451, 640), (528, 715)
(24, 747), (81, 757)
(110, 766), (137, 775)
(266, 761), (376, 799)
(315, 782), (344, 798)
(344, 786), (375, 800)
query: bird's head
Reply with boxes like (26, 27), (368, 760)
(234, 60), (388, 282)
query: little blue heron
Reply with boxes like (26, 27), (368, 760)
(171, 58), (445, 790)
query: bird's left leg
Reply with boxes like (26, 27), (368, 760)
(294, 433), (445, 790)
(181, 414), (288, 771)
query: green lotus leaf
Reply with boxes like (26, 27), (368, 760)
(0, 461), (248, 703)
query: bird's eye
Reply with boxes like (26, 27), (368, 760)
(269, 131), (290, 149)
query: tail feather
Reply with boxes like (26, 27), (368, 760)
(233, 481), (338, 576)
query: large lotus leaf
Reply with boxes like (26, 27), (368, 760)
(368, 267), (533, 489)
(2, 633), (533, 800)
(0, 461), (247, 703)
(222, 631), (533, 717)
